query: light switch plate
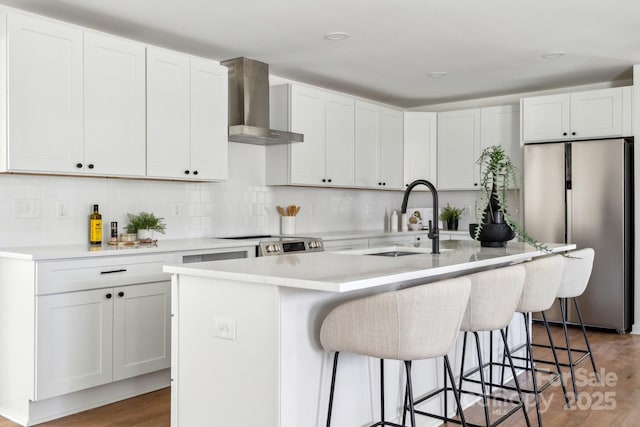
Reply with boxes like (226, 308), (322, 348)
(214, 317), (236, 340)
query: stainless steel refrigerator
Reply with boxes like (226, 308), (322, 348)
(524, 138), (633, 332)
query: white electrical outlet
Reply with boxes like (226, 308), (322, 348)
(15, 200), (41, 218)
(214, 317), (236, 340)
(56, 202), (68, 217)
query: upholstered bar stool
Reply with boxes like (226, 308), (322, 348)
(414, 264), (530, 427)
(499, 255), (569, 427)
(535, 248), (598, 400)
(320, 277), (472, 427)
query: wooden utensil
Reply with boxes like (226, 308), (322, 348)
(277, 206), (286, 216)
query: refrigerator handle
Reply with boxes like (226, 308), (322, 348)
(566, 189), (572, 243)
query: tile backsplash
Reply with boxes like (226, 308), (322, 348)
(0, 143), (490, 247)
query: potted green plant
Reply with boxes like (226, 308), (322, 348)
(440, 203), (464, 230)
(470, 145), (548, 250)
(126, 211), (167, 241)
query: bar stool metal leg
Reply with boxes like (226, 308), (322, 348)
(326, 352), (340, 427)
(540, 311), (571, 406)
(560, 299), (578, 400)
(573, 297), (599, 381)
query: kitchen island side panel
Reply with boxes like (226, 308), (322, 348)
(172, 275), (280, 427)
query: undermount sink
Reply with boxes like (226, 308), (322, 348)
(369, 250), (424, 257)
(335, 246), (454, 256)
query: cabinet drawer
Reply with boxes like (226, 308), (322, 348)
(36, 253), (176, 295)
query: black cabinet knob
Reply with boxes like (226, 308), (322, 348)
(88, 164), (94, 169)
(327, 178), (332, 183)
(382, 182), (386, 186)
(106, 293), (112, 299)
(572, 132), (576, 136)
(563, 132), (568, 136)
(474, 183), (478, 186)
(118, 291), (124, 297)
(76, 163), (83, 168)
(322, 178), (326, 183)
(378, 182), (382, 186)
(193, 170), (198, 175)
(184, 170), (190, 175)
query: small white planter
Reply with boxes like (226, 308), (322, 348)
(136, 229), (154, 241)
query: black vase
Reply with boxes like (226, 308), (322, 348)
(470, 182), (514, 247)
(469, 223), (515, 247)
(447, 218), (459, 231)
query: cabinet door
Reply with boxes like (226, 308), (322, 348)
(289, 85), (326, 185)
(324, 93), (355, 186)
(147, 47), (190, 179)
(7, 13), (83, 173)
(481, 105), (521, 184)
(437, 109), (481, 190)
(190, 58), (228, 181)
(570, 88), (622, 140)
(404, 112), (437, 188)
(379, 107), (404, 189)
(36, 289), (113, 400)
(84, 31), (146, 177)
(354, 100), (380, 187)
(113, 282), (171, 381)
(521, 94), (570, 142)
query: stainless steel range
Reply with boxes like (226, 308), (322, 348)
(221, 235), (324, 257)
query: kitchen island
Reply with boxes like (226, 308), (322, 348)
(165, 240), (575, 427)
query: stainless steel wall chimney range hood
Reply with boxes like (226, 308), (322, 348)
(221, 57), (303, 145)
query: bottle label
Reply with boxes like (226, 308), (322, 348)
(90, 219), (102, 243)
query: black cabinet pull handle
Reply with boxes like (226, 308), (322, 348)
(184, 170), (190, 175)
(327, 178), (332, 183)
(118, 291), (125, 297)
(382, 182), (386, 186)
(378, 182), (382, 186)
(100, 268), (127, 275)
(88, 164), (94, 169)
(322, 178), (326, 182)
(76, 163), (83, 168)
(106, 293), (112, 299)
(563, 132), (568, 136)
(474, 183), (478, 186)
(572, 132), (576, 136)
(193, 170), (198, 175)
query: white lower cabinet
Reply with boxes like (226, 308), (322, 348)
(36, 288), (114, 400)
(35, 281), (171, 401)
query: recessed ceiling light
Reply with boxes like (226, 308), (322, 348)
(542, 51), (566, 59)
(427, 71), (447, 78)
(324, 32), (349, 41)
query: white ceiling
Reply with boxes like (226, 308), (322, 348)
(1, 0), (639, 108)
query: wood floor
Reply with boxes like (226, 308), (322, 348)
(0, 324), (637, 426)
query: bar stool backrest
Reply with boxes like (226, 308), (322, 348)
(320, 277), (471, 361)
(517, 255), (564, 313)
(557, 248), (595, 298)
(459, 264), (526, 332)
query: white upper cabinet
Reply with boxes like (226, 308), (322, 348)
(438, 106), (520, 190)
(403, 112), (437, 188)
(437, 109), (481, 190)
(354, 100), (403, 190)
(481, 105), (521, 182)
(147, 48), (190, 179)
(267, 84), (354, 187)
(521, 87), (632, 143)
(84, 31), (146, 176)
(147, 47), (228, 181)
(189, 58), (229, 180)
(7, 13), (84, 174)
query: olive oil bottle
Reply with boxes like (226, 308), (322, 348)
(89, 204), (103, 245)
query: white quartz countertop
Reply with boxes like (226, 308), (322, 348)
(164, 240), (576, 293)
(0, 238), (259, 261)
